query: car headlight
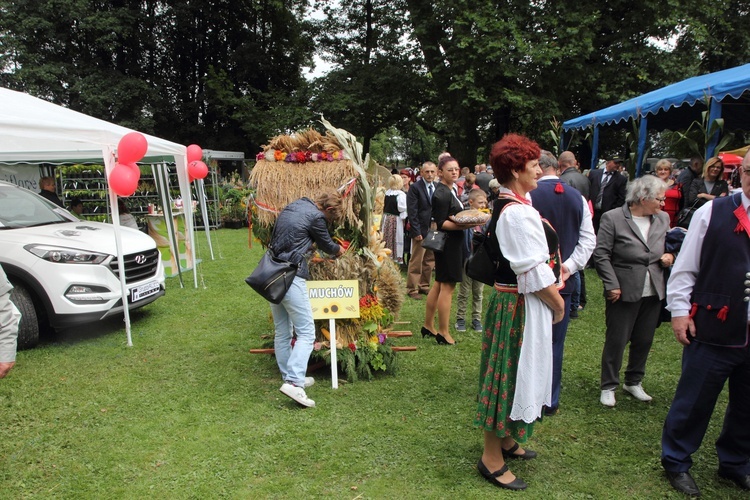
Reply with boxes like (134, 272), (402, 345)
(24, 244), (109, 264)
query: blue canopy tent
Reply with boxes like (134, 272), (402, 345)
(562, 63), (750, 176)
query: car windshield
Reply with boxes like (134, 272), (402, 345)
(0, 184), (78, 229)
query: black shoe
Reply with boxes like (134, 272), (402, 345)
(718, 470), (750, 490)
(477, 460), (527, 490)
(418, 289), (429, 295)
(435, 333), (455, 345)
(569, 309), (579, 319)
(665, 471), (700, 496)
(421, 326), (436, 338)
(543, 405), (558, 416)
(501, 442), (537, 460)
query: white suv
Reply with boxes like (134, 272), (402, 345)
(0, 181), (165, 348)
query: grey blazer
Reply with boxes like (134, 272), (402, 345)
(593, 204), (670, 302)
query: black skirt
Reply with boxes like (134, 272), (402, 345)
(434, 229), (464, 283)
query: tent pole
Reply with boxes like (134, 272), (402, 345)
(635, 116), (648, 178)
(196, 179), (215, 260)
(154, 164), (183, 288)
(590, 125), (600, 170)
(706, 98), (723, 159)
(103, 147), (133, 346)
(173, 153), (198, 288)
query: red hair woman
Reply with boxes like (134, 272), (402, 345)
(474, 134), (565, 490)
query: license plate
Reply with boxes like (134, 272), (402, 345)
(130, 281), (160, 302)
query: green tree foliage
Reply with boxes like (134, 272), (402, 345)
(311, 0), (428, 157)
(409, 0), (710, 166)
(0, 0), (316, 153)
(667, 0), (750, 74)
(2, 0), (746, 165)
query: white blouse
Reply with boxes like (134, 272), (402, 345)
(495, 197), (557, 423)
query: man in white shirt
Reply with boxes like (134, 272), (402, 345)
(530, 153), (595, 415)
(661, 150), (750, 496)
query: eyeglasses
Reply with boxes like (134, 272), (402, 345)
(742, 168), (750, 175)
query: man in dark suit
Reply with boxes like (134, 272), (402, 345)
(589, 159), (627, 232)
(558, 151), (590, 200)
(559, 150), (591, 317)
(474, 163), (494, 195)
(406, 161), (437, 299)
(676, 156), (704, 208)
(531, 153), (595, 415)
(661, 150), (750, 496)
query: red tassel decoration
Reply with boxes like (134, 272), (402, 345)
(689, 303), (698, 319)
(733, 204), (750, 238)
(554, 182), (564, 194)
(717, 305), (729, 322)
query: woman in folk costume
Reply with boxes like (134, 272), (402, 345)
(380, 174), (408, 264)
(474, 134), (565, 491)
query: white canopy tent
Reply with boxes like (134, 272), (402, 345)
(0, 86), (209, 344)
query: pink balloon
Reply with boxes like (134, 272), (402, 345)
(188, 160), (208, 180)
(118, 132), (148, 164)
(187, 144), (203, 163)
(109, 164), (140, 196)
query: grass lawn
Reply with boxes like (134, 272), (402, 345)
(0, 228), (736, 498)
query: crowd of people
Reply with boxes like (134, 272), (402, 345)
(378, 143), (749, 495)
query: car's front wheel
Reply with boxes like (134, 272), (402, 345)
(9, 283), (40, 350)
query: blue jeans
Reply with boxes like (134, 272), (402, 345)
(270, 276), (315, 387)
(570, 271), (581, 311)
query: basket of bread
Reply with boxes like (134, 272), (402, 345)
(450, 209), (491, 225)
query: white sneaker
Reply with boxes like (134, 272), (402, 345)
(280, 383), (316, 407)
(282, 377), (314, 387)
(623, 383), (652, 402)
(600, 389), (616, 407)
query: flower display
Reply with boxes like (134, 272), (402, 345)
(359, 293), (392, 329)
(255, 149), (349, 163)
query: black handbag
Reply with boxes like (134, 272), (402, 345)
(676, 199), (701, 229)
(245, 250), (298, 304)
(464, 232), (497, 286)
(422, 229), (447, 252)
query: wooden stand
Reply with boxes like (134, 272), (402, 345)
(250, 329), (416, 356)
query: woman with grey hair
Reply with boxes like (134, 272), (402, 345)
(593, 175), (673, 407)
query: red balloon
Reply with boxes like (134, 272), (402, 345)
(122, 162), (140, 174)
(109, 165), (140, 196)
(118, 132), (148, 164)
(188, 160), (208, 180)
(187, 144), (203, 163)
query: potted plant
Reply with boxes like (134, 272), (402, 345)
(220, 199), (247, 228)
